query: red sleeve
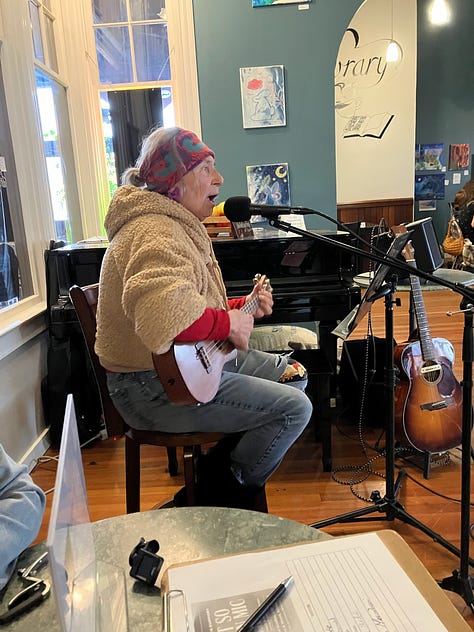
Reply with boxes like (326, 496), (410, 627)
(228, 296), (246, 309)
(174, 308), (230, 342)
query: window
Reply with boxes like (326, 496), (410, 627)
(29, 1), (81, 245)
(0, 0), (200, 334)
(35, 69), (81, 244)
(0, 0), (83, 324)
(28, 0), (58, 72)
(92, 0), (175, 190)
(0, 68), (33, 308)
(92, 0), (168, 86)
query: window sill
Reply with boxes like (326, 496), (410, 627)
(0, 297), (48, 361)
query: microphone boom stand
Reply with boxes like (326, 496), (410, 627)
(267, 216), (474, 609)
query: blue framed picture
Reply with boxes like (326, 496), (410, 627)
(415, 143), (444, 171)
(246, 163), (290, 207)
(240, 65), (286, 128)
(415, 174), (445, 200)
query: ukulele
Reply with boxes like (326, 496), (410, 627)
(152, 274), (272, 405)
(394, 241), (463, 452)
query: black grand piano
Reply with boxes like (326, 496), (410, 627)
(44, 228), (361, 448)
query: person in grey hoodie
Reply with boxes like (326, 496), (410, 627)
(0, 444), (45, 590)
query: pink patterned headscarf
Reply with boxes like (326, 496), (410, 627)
(138, 128), (214, 194)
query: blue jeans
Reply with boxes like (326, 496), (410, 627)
(107, 349), (312, 487)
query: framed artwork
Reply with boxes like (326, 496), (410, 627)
(448, 143), (470, 170)
(240, 65), (286, 129)
(415, 143), (444, 171)
(418, 200), (437, 212)
(414, 174), (445, 201)
(246, 163), (290, 207)
(252, 0), (311, 5)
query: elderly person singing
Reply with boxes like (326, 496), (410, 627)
(95, 127), (312, 511)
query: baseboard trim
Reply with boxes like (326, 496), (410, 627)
(20, 426), (51, 472)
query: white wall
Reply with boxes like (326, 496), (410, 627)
(0, 332), (49, 465)
(335, 0), (417, 203)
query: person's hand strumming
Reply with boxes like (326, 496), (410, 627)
(227, 310), (254, 349)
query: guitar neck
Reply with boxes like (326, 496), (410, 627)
(408, 269), (436, 361)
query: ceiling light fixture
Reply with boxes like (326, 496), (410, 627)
(429, 0), (451, 25)
(386, 0), (401, 63)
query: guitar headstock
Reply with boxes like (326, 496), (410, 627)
(253, 273), (273, 294)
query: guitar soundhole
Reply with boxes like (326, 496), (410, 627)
(421, 361), (441, 384)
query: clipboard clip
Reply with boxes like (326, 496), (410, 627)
(163, 589), (190, 632)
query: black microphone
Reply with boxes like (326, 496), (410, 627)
(223, 196), (395, 261)
(223, 196), (314, 222)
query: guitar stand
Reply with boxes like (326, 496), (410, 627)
(309, 282), (474, 609)
(400, 447), (451, 480)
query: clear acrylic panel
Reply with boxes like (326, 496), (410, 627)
(95, 26), (133, 84)
(92, 0), (128, 24)
(133, 23), (170, 82)
(130, 0), (166, 21)
(47, 396), (128, 632)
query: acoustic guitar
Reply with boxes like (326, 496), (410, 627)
(152, 274), (271, 405)
(394, 241), (463, 453)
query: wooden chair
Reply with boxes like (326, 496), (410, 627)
(69, 283), (226, 513)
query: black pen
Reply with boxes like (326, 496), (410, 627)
(239, 576), (293, 631)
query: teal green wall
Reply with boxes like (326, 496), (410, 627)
(415, 0), (474, 241)
(193, 0), (363, 229)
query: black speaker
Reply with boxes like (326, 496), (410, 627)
(339, 336), (389, 427)
(404, 217), (443, 273)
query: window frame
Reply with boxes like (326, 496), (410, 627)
(0, 1), (55, 351)
(83, 0), (202, 228)
(0, 0), (202, 355)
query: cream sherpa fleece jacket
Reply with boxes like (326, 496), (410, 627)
(95, 186), (228, 372)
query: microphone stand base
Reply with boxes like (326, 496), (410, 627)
(439, 571), (474, 613)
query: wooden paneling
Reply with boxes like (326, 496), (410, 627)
(338, 197), (414, 226)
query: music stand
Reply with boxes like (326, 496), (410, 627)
(262, 214), (474, 609)
(331, 231), (412, 342)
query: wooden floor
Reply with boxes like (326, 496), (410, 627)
(31, 288), (474, 627)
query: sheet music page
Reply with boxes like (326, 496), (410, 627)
(165, 532), (452, 631)
(278, 213), (306, 236)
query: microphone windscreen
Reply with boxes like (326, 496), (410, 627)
(223, 196), (252, 222)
